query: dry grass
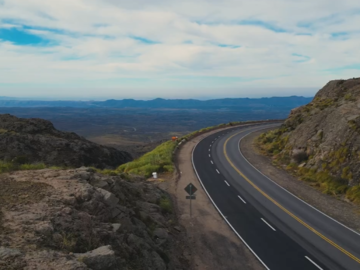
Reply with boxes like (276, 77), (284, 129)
(0, 177), (51, 208)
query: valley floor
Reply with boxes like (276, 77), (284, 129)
(241, 129), (360, 233)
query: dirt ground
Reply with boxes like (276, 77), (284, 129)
(240, 129), (360, 233)
(160, 128), (264, 270)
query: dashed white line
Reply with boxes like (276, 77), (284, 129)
(208, 149), (210, 151)
(209, 154), (211, 157)
(210, 144), (212, 147)
(261, 218), (276, 231)
(238, 195), (247, 204)
(211, 160), (214, 164)
(224, 180), (230, 186)
(305, 256), (323, 270)
(216, 169), (220, 174)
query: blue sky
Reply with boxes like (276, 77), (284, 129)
(0, 0), (360, 100)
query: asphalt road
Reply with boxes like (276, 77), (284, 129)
(192, 123), (360, 270)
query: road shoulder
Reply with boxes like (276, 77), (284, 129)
(240, 129), (360, 233)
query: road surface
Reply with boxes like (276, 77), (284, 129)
(192, 123), (360, 270)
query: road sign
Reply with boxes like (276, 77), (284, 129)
(184, 183), (197, 195)
(185, 183), (197, 218)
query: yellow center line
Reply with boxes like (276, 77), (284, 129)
(223, 131), (360, 264)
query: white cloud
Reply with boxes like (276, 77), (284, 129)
(0, 0), (360, 98)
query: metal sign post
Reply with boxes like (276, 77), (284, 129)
(185, 183), (197, 217)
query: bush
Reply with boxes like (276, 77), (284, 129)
(20, 163), (47, 170)
(158, 197), (172, 214)
(0, 160), (61, 174)
(292, 151), (308, 164)
(347, 186), (360, 203)
(344, 93), (356, 101)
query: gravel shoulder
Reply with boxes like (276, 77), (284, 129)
(240, 129), (360, 233)
(166, 128), (264, 270)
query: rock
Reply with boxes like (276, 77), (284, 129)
(71, 171), (91, 181)
(93, 180), (110, 190)
(35, 222), (54, 237)
(96, 188), (119, 207)
(153, 228), (168, 239)
(0, 247), (22, 260)
(111, 223), (121, 232)
(76, 245), (117, 270)
(298, 163), (307, 168)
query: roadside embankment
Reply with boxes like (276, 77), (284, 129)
(241, 128), (360, 233)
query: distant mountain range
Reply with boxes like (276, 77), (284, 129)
(0, 96), (313, 109)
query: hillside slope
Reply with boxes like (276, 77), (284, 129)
(0, 167), (188, 270)
(0, 114), (132, 168)
(258, 77), (360, 202)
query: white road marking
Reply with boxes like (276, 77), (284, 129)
(212, 141), (214, 143)
(305, 256), (323, 270)
(209, 149), (210, 151)
(261, 218), (276, 231)
(211, 160), (214, 164)
(192, 134), (270, 270)
(209, 154), (211, 157)
(210, 144), (212, 147)
(238, 195), (247, 204)
(216, 169), (220, 174)
(224, 180), (230, 186)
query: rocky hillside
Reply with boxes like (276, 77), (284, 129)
(258, 77), (360, 203)
(0, 114), (132, 168)
(0, 167), (189, 270)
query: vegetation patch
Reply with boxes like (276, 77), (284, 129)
(344, 93), (356, 101)
(118, 140), (177, 177)
(0, 160), (65, 174)
(312, 97), (335, 110)
(158, 196), (173, 214)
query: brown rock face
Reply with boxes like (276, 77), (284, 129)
(281, 77), (360, 186)
(0, 114), (132, 168)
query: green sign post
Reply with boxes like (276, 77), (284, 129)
(185, 183), (197, 217)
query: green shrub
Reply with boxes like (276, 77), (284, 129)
(20, 163), (47, 170)
(163, 165), (174, 173)
(344, 93), (356, 101)
(0, 161), (16, 173)
(0, 160), (62, 174)
(158, 197), (172, 214)
(346, 186), (360, 203)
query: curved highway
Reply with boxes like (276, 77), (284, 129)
(192, 123), (360, 270)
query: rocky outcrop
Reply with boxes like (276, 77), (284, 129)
(0, 114), (132, 168)
(0, 167), (189, 270)
(258, 77), (360, 202)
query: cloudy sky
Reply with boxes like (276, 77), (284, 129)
(0, 0), (360, 100)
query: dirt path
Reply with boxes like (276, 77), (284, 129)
(165, 129), (264, 270)
(240, 129), (360, 233)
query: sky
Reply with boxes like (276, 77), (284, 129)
(0, 0), (360, 100)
